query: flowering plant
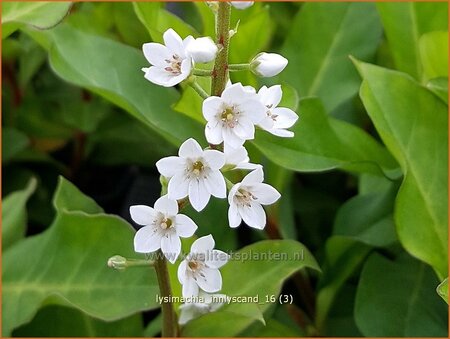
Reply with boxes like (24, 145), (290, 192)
(2, 1), (448, 338)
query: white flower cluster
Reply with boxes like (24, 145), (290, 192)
(132, 1), (299, 325)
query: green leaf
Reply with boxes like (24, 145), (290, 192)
(2, 177), (37, 250)
(333, 183), (398, 247)
(143, 313), (162, 337)
(30, 24), (204, 147)
(419, 31), (448, 80)
(316, 237), (371, 331)
(2, 177), (159, 336)
(354, 60), (448, 279)
(182, 240), (320, 336)
(252, 98), (398, 176)
(133, 2), (198, 43)
(427, 77), (448, 104)
(376, 2), (448, 80)
(437, 278), (448, 304)
(355, 253), (448, 336)
(281, 3), (382, 112)
(2, 2), (72, 39)
(13, 305), (143, 337)
(2, 127), (29, 163)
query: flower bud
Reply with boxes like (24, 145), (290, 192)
(250, 52), (288, 77)
(186, 37), (218, 63)
(107, 255), (127, 270)
(231, 2), (254, 10)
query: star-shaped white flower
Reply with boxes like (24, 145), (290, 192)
(228, 168), (281, 229)
(224, 145), (260, 170)
(203, 83), (265, 148)
(156, 138), (226, 212)
(179, 291), (226, 325)
(142, 29), (194, 87)
(178, 235), (229, 297)
(257, 85), (299, 137)
(131, 195), (198, 263)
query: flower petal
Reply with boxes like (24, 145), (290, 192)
(239, 203), (266, 230)
(179, 138), (204, 159)
(228, 202), (242, 228)
(168, 173), (190, 200)
(182, 276), (200, 298)
(269, 128), (295, 138)
(259, 85), (282, 107)
(272, 107), (298, 129)
(205, 121), (224, 145)
(129, 205), (156, 225)
(223, 126), (245, 148)
(163, 28), (185, 56)
(156, 156), (184, 178)
(206, 250), (229, 269)
(134, 226), (163, 253)
(203, 150), (225, 170)
(252, 183), (281, 205)
(242, 167), (264, 185)
(142, 43), (171, 68)
(188, 179), (211, 212)
(239, 99), (266, 124)
(145, 66), (187, 87)
(222, 83), (248, 105)
(234, 116), (255, 140)
(191, 234), (215, 254)
(204, 170), (226, 198)
(178, 260), (188, 284)
(154, 195), (179, 215)
(195, 267), (222, 293)
(228, 183), (240, 205)
(202, 96), (223, 121)
(161, 230), (181, 264)
(175, 214), (198, 237)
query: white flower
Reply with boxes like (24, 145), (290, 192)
(131, 195), (198, 263)
(257, 85), (299, 137)
(250, 52), (288, 77)
(142, 29), (194, 87)
(179, 291), (226, 325)
(156, 138), (226, 212)
(224, 145), (260, 170)
(178, 235), (229, 297)
(231, 1), (254, 9)
(186, 37), (218, 63)
(228, 168), (280, 229)
(203, 83), (266, 148)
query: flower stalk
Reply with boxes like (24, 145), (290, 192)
(211, 1), (231, 96)
(228, 63), (250, 71)
(154, 250), (179, 337)
(188, 79), (209, 99)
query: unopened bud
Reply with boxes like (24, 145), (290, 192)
(108, 255), (127, 270)
(250, 52), (288, 78)
(231, 1), (254, 10)
(186, 37), (218, 63)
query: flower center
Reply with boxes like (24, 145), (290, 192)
(188, 260), (200, 271)
(235, 188), (257, 207)
(164, 54), (182, 75)
(191, 161), (205, 176)
(266, 105), (278, 121)
(220, 106), (239, 128)
(160, 217), (173, 230)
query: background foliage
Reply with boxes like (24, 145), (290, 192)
(2, 1), (448, 337)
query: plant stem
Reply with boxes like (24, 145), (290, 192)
(193, 68), (213, 76)
(228, 63), (250, 71)
(154, 250), (178, 337)
(189, 80), (209, 100)
(211, 1), (231, 96)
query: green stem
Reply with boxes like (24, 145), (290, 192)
(193, 68), (213, 76)
(107, 255), (155, 270)
(154, 250), (179, 337)
(228, 63), (250, 71)
(189, 80), (209, 100)
(211, 2), (231, 96)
